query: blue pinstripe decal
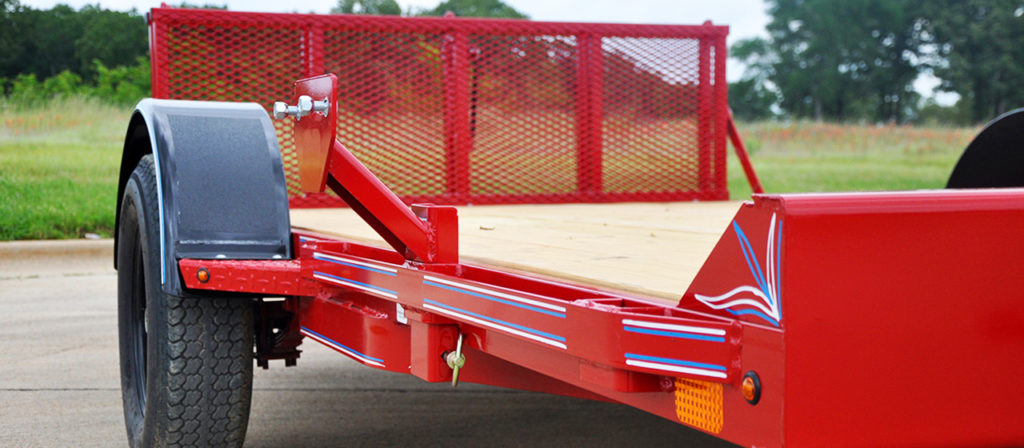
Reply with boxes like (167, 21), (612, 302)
(314, 271), (397, 296)
(424, 280), (565, 318)
(314, 254), (397, 276)
(624, 353), (726, 372)
(301, 326), (384, 363)
(424, 299), (566, 342)
(623, 326), (725, 343)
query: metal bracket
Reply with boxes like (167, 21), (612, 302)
(255, 298), (303, 369)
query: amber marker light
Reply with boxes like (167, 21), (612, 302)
(742, 371), (761, 405)
(197, 268), (210, 283)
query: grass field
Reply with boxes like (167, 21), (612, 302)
(1, 98), (131, 240)
(0, 98), (979, 240)
(726, 121), (977, 199)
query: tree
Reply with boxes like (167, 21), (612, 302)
(0, 0), (23, 81)
(0, 4), (148, 82)
(332, 0), (401, 15)
(16, 5), (85, 79)
(856, 1), (920, 123)
(729, 79), (778, 121)
(168, 2), (227, 8)
(417, 0), (528, 18)
(917, 0), (1024, 123)
(730, 37), (779, 120)
(736, 0), (920, 123)
(75, 6), (147, 79)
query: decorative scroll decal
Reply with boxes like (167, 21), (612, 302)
(695, 213), (782, 326)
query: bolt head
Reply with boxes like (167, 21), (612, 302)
(296, 95), (313, 117)
(272, 102), (288, 119)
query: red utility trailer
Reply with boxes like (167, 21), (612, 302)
(114, 7), (1024, 447)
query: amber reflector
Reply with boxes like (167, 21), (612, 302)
(674, 377), (724, 434)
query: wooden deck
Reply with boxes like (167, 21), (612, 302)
(291, 201), (742, 304)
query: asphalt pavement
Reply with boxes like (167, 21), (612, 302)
(0, 240), (733, 447)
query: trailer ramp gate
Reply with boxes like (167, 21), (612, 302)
(148, 8), (729, 207)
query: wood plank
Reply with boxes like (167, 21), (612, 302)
(290, 201), (743, 304)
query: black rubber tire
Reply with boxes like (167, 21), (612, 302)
(118, 154), (254, 447)
(947, 108), (1024, 188)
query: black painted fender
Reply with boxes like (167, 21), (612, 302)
(947, 108), (1024, 188)
(115, 99), (292, 296)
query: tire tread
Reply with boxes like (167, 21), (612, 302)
(119, 155), (253, 448)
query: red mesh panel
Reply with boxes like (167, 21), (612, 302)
(325, 29), (447, 202)
(602, 37), (701, 194)
(469, 34), (579, 200)
(148, 8), (729, 207)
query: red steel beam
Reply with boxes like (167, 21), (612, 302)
(727, 109), (765, 194)
(324, 140), (458, 263)
(179, 234), (742, 386)
(575, 33), (603, 198)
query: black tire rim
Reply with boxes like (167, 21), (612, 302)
(128, 237), (148, 410)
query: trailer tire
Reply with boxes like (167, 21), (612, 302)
(118, 154), (254, 448)
(947, 108), (1024, 188)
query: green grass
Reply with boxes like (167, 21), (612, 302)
(0, 97), (130, 240)
(725, 121), (979, 199)
(0, 97), (981, 241)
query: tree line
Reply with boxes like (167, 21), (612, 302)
(0, 0), (525, 105)
(0, 0), (177, 104)
(333, 0), (526, 17)
(0, 1), (146, 82)
(730, 0), (1024, 125)
(4, 0), (1019, 125)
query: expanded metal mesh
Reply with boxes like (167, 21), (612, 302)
(149, 8), (729, 207)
